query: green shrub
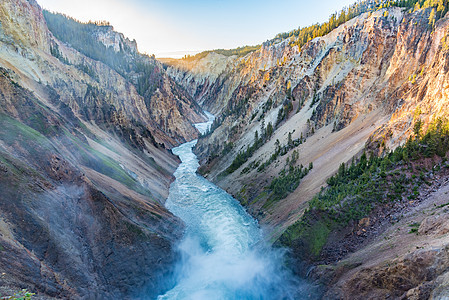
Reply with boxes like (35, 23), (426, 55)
(280, 117), (449, 257)
(1, 289), (35, 300)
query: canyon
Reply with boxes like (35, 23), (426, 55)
(166, 4), (449, 299)
(1, 0), (449, 299)
(0, 0), (204, 298)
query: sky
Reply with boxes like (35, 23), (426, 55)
(36, 0), (358, 58)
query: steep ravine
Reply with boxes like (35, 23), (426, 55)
(0, 0), (205, 298)
(158, 115), (315, 299)
(165, 5), (449, 298)
(2, 0), (449, 298)
(168, 7), (449, 229)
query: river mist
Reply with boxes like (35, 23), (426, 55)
(157, 114), (315, 299)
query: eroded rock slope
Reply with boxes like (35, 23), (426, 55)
(0, 0), (204, 298)
(168, 6), (449, 235)
(166, 5), (449, 298)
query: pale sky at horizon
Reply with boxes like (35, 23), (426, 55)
(36, 0), (358, 58)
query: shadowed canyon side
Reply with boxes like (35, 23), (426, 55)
(165, 2), (449, 298)
(0, 0), (209, 298)
(40, 10), (206, 148)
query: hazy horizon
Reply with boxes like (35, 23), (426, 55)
(37, 0), (358, 58)
(156, 50), (202, 59)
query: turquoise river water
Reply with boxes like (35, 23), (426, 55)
(158, 113), (311, 299)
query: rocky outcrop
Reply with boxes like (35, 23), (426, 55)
(167, 7), (449, 234)
(165, 52), (239, 113)
(320, 246), (449, 299)
(92, 25), (138, 53)
(0, 0), (203, 298)
(0, 67), (183, 298)
(0, 0), (50, 52)
(166, 5), (449, 298)
(38, 9), (206, 149)
(314, 173), (449, 299)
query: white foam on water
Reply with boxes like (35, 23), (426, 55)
(158, 113), (311, 300)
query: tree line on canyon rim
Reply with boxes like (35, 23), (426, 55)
(182, 0), (449, 63)
(43, 10), (160, 99)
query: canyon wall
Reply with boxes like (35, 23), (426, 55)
(166, 6), (449, 297)
(168, 6), (449, 235)
(0, 0), (204, 298)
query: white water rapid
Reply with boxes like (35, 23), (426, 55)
(158, 113), (312, 300)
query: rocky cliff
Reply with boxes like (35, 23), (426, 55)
(0, 0), (202, 298)
(165, 4), (449, 298)
(41, 9), (206, 148)
(164, 52), (239, 113)
(92, 25), (138, 54)
(167, 6), (449, 233)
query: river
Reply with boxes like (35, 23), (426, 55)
(158, 113), (311, 299)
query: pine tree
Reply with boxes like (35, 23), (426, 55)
(414, 2), (421, 11)
(414, 119), (423, 138)
(309, 162), (314, 170)
(437, 0), (445, 16)
(266, 122), (273, 138)
(429, 8), (436, 27)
